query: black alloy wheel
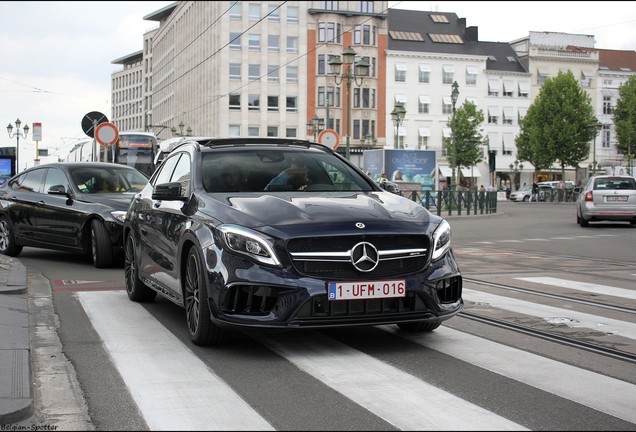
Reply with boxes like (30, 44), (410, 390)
(0, 217), (22, 256)
(125, 233), (157, 302)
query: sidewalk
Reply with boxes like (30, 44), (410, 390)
(0, 254), (31, 424)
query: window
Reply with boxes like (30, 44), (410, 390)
(229, 63), (241, 80)
(267, 65), (279, 82)
(603, 96), (613, 114)
(488, 79), (500, 96)
(249, 3), (260, 20)
(248, 126), (259, 137)
(394, 94), (407, 105)
(230, 32), (241, 50)
(267, 4), (280, 21)
(418, 128), (430, 149)
(287, 36), (298, 53)
(353, 88), (361, 108)
(248, 64), (260, 80)
(602, 126), (610, 148)
(358, 1), (374, 12)
(324, 1), (338, 11)
(267, 126), (278, 137)
(229, 3), (241, 19)
(502, 134), (514, 155)
(418, 64), (430, 83)
(286, 96), (298, 112)
(442, 96), (452, 115)
(248, 94), (260, 110)
(286, 127), (297, 138)
(518, 107), (527, 122)
(518, 82), (529, 98)
(268, 35), (279, 52)
(442, 65), (454, 84)
(466, 67), (477, 85)
(502, 107), (514, 125)
(249, 34), (261, 51)
(287, 6), (298, 23)
(418, 96), (430, 114)
(287, 66), (298, 82)
(488, 107), (499, 124)
(229, 93), (241, 110)
(581, 71), (593, 87)
(503, 80), (514, 97)
(229, 125), (240, 137)
(267, 96), (278, 111)
(395, 63), (407, 82)
(537, 69), (549, 85)
(362, 88), (370, 108)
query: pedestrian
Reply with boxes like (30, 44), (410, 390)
(531, 182), (538, 202)
(479, 185), (486, 193)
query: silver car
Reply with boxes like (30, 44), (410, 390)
(576, 175), (636, 227)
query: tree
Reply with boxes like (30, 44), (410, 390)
(443, 100), (487, 176)
(516, 71), (596, 180)
(613, 75), (636, 173)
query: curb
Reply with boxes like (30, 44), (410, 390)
(0, 256), (32, 425)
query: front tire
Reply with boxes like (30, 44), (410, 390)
(91, 220), (113, 268)
(0, 217), (22, 256)
(184, 246), (229, 345)
(125, 232), (156, 302)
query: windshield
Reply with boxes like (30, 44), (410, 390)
(201, 149), (375, 193)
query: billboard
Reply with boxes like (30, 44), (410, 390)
(0, 156), (15, 184)
(363, 149), (437, 190)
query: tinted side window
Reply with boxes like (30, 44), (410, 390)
(170, 154), (191, 197)
(44, 168), (70, 193)
(14, 169), (46, 193)
(154, 153), (180, 186)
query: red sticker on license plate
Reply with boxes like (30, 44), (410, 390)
(327, 280), (406, 301)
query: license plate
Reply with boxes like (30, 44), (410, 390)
(606, 196), (628, 202)
(327, 280), (406, 301)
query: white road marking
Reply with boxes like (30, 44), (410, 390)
(77, 290), (274, 431)
(383, 326), (636, 424)
(463, 289), (636, 340)
(262, 331), (525, 431)
(516, 276), (636, 300)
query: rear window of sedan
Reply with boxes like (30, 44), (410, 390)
(593, 177), (636, 190)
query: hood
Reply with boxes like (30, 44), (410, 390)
(198, 191), (440, 237)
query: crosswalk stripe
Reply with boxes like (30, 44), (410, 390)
(516, 277), (636, 300)
(77, 290), (274, 431)
(261, 331), (525, 431)
(382, 326), (636, 424)
(463, 289), (636, 340)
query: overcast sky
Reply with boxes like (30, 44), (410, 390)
(1, 1), (635, 166)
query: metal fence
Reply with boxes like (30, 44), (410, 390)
(401, 190), (498, 217)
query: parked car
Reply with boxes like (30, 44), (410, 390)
(0, 162), (149, 267)
(124, 138), (464, 345)
(509, 184), (533, 202)
(576, 175), (636, 227)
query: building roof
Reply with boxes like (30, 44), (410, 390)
(111, 50), (143, 65)
(387, 8), (526, 73)
(597, 49), (636, 73)
(143, 1), (178, 21)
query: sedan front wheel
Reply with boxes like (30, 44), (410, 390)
(0, 217), (23, 257)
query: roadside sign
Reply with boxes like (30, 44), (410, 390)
(32, 122), (42, 141)
(82, 111), (108, 138)
(318, 129), (340, 150)
(95, 122), (119, 147)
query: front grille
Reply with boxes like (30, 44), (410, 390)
(436, 276), (462, 303)
(220, 285), (279, 314)
(288, 234), (430, 279)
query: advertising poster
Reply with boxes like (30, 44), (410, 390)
(362, 149), (385, 181)
(383, 149), (436, 190)
(0, 156), (15, 184)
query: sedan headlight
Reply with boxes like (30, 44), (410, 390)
(218, 224), (281, 267)
(431, 219), (452, 261)
(110, 211), (127, 223)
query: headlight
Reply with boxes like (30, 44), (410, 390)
(110, 211), (127, 223)
(431, 219), (452, 261)
(217, 224), (281, 267)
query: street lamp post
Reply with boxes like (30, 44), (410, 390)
(329, 46), (369, 160)
(171, 121), (192, 137)
(588, 121), (602, 176)
(306, 114), (324, 142)
(7, 119), (29, 174)
(449, 81), (459, 191)
(390, 102), (407, 149)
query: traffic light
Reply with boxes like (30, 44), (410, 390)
(488, 150), (497, 173)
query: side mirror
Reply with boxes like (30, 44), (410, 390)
(152, 182), (188, 201)
(48, 185), (68, 196)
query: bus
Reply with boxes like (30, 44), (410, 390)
(65, 131), (158, 177)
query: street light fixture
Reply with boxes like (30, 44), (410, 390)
(7, 118), (29, 174)
(449, 81), (459, 191)
(306, 114), (324, 142)
(171, 121), (193, 137)
(329, 46), (369, 160)
(509, 160), (524, 191)
(390, 102), (407, 149)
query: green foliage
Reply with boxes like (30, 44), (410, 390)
(516, 71), (596, 178)
(443, 100), (487, 170)
(613, 76), (636, 158)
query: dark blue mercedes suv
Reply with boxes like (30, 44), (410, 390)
(123, 138), (463, 345)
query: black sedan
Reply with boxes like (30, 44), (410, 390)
(124, 138), (463, 345)
(0, 162), (148, 267)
